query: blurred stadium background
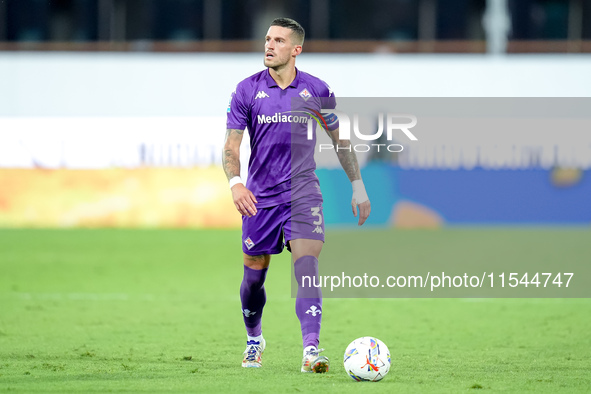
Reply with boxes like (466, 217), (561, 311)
(0, 0), (590, 228)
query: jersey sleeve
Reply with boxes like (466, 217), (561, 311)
(319, 81), (336, 111)
(319, 81), (338, 130)
(226, 82), (249, 130)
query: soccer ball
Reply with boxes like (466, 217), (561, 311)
(343, 336), (391, 382)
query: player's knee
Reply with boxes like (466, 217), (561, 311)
(290, 240), (323, 262)
(243, 253), (270, 270)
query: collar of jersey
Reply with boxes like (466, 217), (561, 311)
(265, 67), (300, 89)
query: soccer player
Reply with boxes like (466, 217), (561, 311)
(223, 18), (371, 373)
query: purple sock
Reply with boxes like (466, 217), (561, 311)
(240, 265), (268, 337)
(294, 256), (322, 349)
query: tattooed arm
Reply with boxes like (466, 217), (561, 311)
(223, 128), (257, 217)
(325, 127), (371, 226)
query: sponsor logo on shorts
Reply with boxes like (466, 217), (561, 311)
(244, 237), (255, 250)
(312, 226), (323, 234)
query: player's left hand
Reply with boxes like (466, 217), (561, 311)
(351, 179), (370, 226)
(352, 199), (371, 226)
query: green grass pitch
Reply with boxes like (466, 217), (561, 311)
(0, 228), (590, 392)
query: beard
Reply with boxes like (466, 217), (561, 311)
(264, 54), (289, 70)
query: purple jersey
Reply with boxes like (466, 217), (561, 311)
(227, 68), (336, 208)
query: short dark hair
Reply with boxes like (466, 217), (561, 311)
(270, 18), (305, 45)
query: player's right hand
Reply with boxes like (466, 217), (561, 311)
(231, 184), (258, 217)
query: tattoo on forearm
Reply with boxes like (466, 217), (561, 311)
(222, 129), (244, 180)
(223, 150), (240, 180)
(335, 141), (361, 182)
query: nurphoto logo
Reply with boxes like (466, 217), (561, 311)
(308, 110), (418, 153)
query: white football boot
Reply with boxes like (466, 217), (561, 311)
(301, 346), (329, 373)
(242, 338), (266, 368)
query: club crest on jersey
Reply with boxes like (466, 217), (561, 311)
(299, 88), (311, 101)
(244, 237), (255, 250)
(255, 90), (269, 100)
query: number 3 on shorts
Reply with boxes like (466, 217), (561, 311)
(311, 207), (323, 225)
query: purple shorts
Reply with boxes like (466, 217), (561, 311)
(242, 196), (325, 256)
